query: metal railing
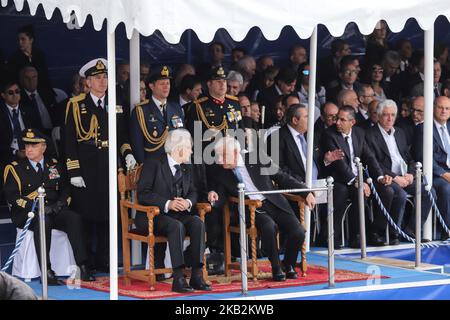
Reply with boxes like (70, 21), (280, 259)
(236, 177), (335, 295)
(354, 159), (425, 268)
(37, 187), (48, 300)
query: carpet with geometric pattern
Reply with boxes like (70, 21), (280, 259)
(70, 263), (388, 299)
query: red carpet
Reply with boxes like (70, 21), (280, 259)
(72, 263), (388, 299)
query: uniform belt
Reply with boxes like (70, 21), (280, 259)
(81, 139), (109, 149)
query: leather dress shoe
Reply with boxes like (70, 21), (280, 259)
(80, 265), (96, 282)
(271, 267), (286, 282)
(282, 262), (298, 279)
(389, 237), (400, 245)
(156, 274), (166, 281)
(189, 276), (212, 291)
(44, 269), (63, 286)
(368, 233), (385, 246)
(172, 276), (194, 293)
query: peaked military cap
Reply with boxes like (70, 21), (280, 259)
(79, 58), (108, 78)
(149, 65), (172, 82)
(210, 65), (227, 80)
(22, 128), (48, 144)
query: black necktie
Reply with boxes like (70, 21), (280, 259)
(36, 162), (44, 181)
(161, 103), (167, 122)
(173, 164), (182, 182)
(11, 109), (22, 138)
(30, 93), (43, 127)
(97, 99), (103, 109)
(173, 164), (183, 197)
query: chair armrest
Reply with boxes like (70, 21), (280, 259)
(228, 196), (263, 209)
(121, 200), (160, 220)
(196, 202), (212, 220)
(283, 193), (305, 203)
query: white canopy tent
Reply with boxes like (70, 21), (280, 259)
(2, 0), (449, 299)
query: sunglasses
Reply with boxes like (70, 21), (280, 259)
(6, 89), (21, 95)
(302, 70), (310, 76)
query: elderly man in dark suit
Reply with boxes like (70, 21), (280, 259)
(365, 99), (433, 241)
(136, 129), (210, 293)
(415, 96), (450, 239)
(322, 106), (394, 247)
(210, 136), (315, 281)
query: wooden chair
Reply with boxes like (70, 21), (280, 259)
(223, 193), (308, 280)
(118, 165), (211, 290)
(223, 197), (262, 280)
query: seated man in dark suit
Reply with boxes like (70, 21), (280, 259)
(211, 136), (315, 281)
(365, 99), (433, 240)
(396, 96), (424, 151)
(136, 129), (210, 293)
(322, 106), (394, 247)
(415, 96), (450, 239)
(0, 79), (37, 167)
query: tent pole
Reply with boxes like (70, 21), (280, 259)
(129, 30), (142, 265)
(422, 26), (434, 241)
(305, 26), (318, 252)
(107, 22), (119, 301)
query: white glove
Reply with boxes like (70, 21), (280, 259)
(125, 154), (137, 170)
(70, 176), (86, 188)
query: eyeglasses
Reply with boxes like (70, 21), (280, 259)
(325, 114), (337, 120)
(363, 94), (375, 98)
(343, 70), (358, 76)
(6, 89), (21, 95)
(302, 70), (310, 76)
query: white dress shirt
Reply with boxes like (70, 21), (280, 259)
(90, 92), (106, 110)
(434, 120), (450, 168)
(164, 154), (192, 213)
(29, 158), (45, 172)
(152, 96), (167, 115)
(378, 124), (407, 176)
(234, 155), (265, 201)
(6, 104), (25, 152)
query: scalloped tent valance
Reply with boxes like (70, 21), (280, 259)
(1, 0), (450, 42)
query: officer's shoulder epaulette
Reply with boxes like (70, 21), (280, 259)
(194, 97), (208, 104)
(11, 161), (18, 166)
(225, 94), (239, 101)
(135, 99), (149, 108)
(69, 93), (86, 104)
(51, 158), (58, 164)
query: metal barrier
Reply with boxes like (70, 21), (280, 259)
(38, 186), (48, 300)
(237, 177), (335, 295)
(415, 163), (422, 268)
(354, 158), (367, 259)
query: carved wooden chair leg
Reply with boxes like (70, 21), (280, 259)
(249, 205), (259, 281)
(223, 203), (232, 277)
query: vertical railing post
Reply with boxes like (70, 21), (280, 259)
(238, 183), (248, 295)
(38, 186), (47, 300)
(354, 157), (366, 259)
(415, 162), (423, 268)
(326, 177), (335, 288)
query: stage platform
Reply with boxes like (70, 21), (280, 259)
(20, 243), (450, 300)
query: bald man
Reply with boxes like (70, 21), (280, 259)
(415, 96), (450, 239)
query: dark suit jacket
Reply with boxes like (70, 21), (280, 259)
(322, 125), (383, 184)
(276, 124), (321, 183)
(365, 125), (416, 177)
(396, 116), (417, 150)
(256, 85), (283, 128)
(20, 89), (57, 131)
(0, 102), (35, 165)
(137, 154), (198, 215)
(212, 152), (309, 216)
(415, 122), (450, 177)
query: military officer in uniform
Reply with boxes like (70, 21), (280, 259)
(185, 65), (243, 144)
(131, 66), (185, 164)
(64, 58), (137, 272)
(3, 129), (95, 284)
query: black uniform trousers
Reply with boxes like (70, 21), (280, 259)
(29, 208), (88, 269)
(136, 211), (205, 269)
(332, 181), (394, 243)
